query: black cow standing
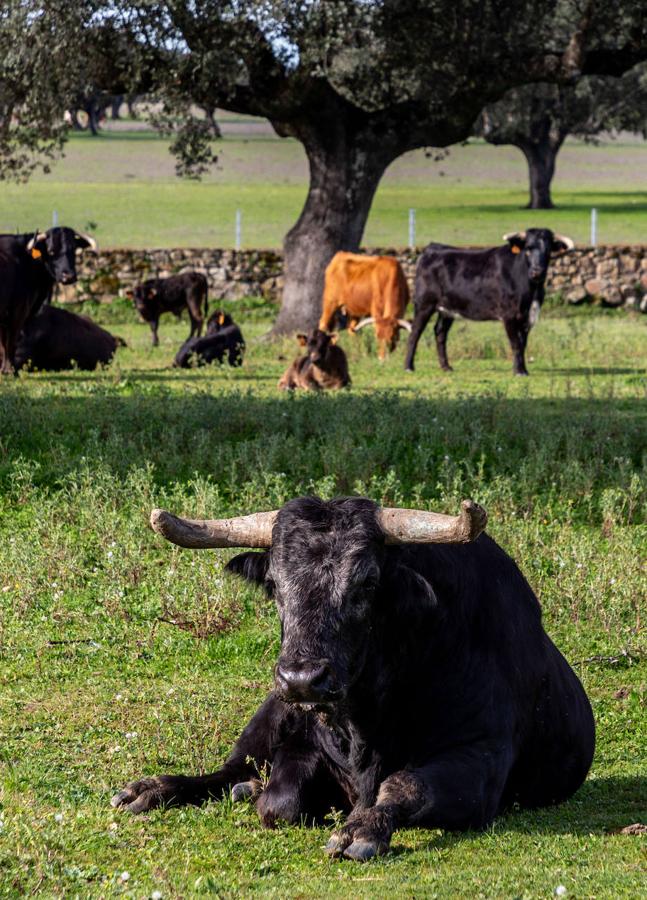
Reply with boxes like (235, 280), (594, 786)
(404, 229), (574, 376)
(129, 272), (208, 347)
(174, 310), (245, 368)
(14, 306), (125, 372)
(112, 496), (595, 862)
(0, 227), (97, 374)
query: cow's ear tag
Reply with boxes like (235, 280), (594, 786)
(31, 248), (42, 259)
(219, 313), (226, 325)
(511, 245), (521, 254)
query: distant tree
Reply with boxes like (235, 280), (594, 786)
(2, 2), (646, 327)
(475, 64), (647, 208)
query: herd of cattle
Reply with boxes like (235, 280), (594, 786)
(0, 225), (574, 381)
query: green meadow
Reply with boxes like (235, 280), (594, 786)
(0, 119), (646, 248)
(0, 299), (645, 897)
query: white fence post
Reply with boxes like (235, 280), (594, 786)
(408, 208), (416, 249)
(590, 208), (597, 247)
(52, 210), (59, 227)
(235, 208), (242, 250)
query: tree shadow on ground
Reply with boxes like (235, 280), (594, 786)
(1, 391), (644, 498)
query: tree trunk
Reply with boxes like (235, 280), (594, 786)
(521, 141), (560, 209)
(272, 133), (390, 334)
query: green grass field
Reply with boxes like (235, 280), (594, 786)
(0, 301), (645, 897)
(0, 118), (646, 247)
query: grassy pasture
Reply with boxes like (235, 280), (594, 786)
(0, 118), (646, 247)
(0, 300), (645, 898)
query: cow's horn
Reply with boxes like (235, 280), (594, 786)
(553, 233), (574, 251)
(377, 499), (487, 545)
(397, 319), (412, 332)
(150, 508), (277, 548)
(502, 231), (526, 242)
(78, 232), (98, 251)
(353, 317), (375, 331)
(26, 232), (47, 251)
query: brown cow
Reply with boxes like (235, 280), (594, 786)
(319, 252), (411, 359)
(278, 330), (350, 391)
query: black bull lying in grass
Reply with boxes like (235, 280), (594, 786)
(113, 497), (595, 861)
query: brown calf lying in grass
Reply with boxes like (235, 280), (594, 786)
(278, 330), (350, 391)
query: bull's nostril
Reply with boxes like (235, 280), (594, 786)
(276, 659), (335, 700)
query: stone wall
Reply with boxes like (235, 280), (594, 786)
(68, 245), (647, 311)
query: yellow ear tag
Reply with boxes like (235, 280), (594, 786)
(219, 313), (225, 325)
(511, 245), (521, 254)
(31, 248), (42, 259)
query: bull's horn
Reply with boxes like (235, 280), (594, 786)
(353, 317), (375, 331)
(397, 319), (412, 332)
(77, 232), (98, 251)
(502, 231), (526, 243)
(26, 232), (47, 251)
(377, 499), (487, 545)
(553, 233), (574, 251)
(150, 508), (277, 548)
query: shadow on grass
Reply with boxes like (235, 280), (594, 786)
(1, 391), (645, 508)
(537, 367), (646, 377)
(388, 775), (647, 858)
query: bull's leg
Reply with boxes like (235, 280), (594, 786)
(0, 328), (12, 375)
(188, 301), (203, 338)
(326, 746), (511, 861)
(111, 694), (288, 814)
(503, 319), (529, 375)
(404, 305), (434, 371)
(150, 319), (160, 347)
(434, 313), (454, 371)
(255, 727), (351, 827)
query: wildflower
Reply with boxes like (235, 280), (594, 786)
(125, 731), (138, 740)
(554, 887), (567, 897)
(151, 892), (163, 900)
(119, 871), (130, 883)
(54, 812), (64, 823)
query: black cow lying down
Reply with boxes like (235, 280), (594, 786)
(174, 311), (245, 368)
(113, 497), (595, 861)
(14, 306), (125, 372)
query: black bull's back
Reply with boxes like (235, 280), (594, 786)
(14, 306), (122, 371)
(113, 499), (595, 859)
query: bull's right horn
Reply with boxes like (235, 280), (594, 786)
(353, 317), (375, 331)
(397, 319), (412, 332)
(150, 508), (277, 548)
(502, 231), (526, 243)
(377, 499), (487, 545)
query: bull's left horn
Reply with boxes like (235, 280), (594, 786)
(502, 231), (526, 243)
(553, 233), (574, 251)
(353, 317), (375, 331)
(77, 232), (98, 251)
(377, 499), (487, 545)
(397, 319), (412, 332)
(150, 508), (277, 548)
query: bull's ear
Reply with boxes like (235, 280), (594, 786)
(507, 237), (525, 253)
(384, 560), (437, 610)
(124, 288), (134, 298)
(226, 551), (270, 585)
(297, 334), (308, 346)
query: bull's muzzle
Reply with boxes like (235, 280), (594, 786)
(275, 658), (339, 704)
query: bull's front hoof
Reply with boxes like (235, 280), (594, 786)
(231, 779), (261, 803)
(325, 832), (387, 862)
(343, 839), (386, 862)
(110, 774), (189, 814)
(514, 370), (529, 377)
